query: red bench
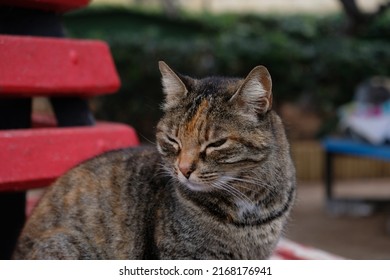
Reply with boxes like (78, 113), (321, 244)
(0, 0), (139, 259)
(0, 122), (138, 191)
(0, 35), (120, 97)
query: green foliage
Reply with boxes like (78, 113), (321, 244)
(64, 7), (390, 141)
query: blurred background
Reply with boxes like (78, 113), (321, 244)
(37, 0), (390, 258)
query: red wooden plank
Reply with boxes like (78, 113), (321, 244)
(0, 123), (139, 191)
(0, 0), (90, 12)
(0, 35), (121, 97)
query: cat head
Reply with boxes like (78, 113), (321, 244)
(156, 61), (273, 192)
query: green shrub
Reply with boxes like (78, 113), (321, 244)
(64, 7), (390, 141)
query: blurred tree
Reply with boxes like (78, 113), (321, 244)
(339, 0), (390, 33)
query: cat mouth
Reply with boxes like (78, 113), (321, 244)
(177, 174), (212, 192)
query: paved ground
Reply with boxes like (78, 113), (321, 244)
(285, 179), (390, 259)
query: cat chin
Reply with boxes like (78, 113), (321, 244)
(185, 181), (213, 192)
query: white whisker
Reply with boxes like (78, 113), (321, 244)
(212, 180), (254, 205)
(211, 182), (245, 203)
(153, 163), (176, 181)
(225, 174), (277, 193)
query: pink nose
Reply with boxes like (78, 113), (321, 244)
(179, 163), (194, 179)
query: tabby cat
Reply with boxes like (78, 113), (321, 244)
(13, 61), (296, 260)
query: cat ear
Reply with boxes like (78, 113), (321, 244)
(230, 65), (272, 116)
(159, 61), (188, 110)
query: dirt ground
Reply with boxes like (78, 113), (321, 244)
(285, 179), (390, 259)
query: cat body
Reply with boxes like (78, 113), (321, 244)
(13, 62), (295, 260)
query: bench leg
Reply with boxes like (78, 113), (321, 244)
(0, 98), (31, 259)
(0, 98), (32, 129)
(0, 193), (26, 259)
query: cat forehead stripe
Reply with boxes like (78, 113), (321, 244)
(185, 98), (209, 134)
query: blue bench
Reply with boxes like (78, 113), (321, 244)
(322, 138), (390, 216)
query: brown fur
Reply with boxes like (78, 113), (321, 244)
(13, 62), (296, 260)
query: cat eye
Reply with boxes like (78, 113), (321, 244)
(165, 135), (181, 151)
(206, 138), (228, 149)
(166, 135), (179, 145)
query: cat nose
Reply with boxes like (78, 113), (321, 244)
(179, 163), (194, 179)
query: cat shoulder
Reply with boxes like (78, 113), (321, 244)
(79, 145), (160, 169)
(55, 145), (161, 185)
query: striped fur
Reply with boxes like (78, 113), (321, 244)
(13, 62), (296, 260)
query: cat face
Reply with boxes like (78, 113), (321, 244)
(156, 61), (273, 192)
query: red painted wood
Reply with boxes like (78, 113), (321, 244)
(0, 35), (120, 97)
(0, 123), (139, 191)
(0, 0), (90, 12)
